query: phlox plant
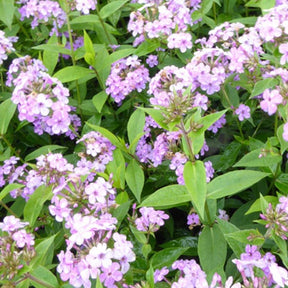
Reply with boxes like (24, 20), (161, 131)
(1, 0), (288, 287)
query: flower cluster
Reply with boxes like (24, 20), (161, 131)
(135, 206), (169, 233)
(6, 56), (81, 138)
(106, 56), (150, 104)
(0, 30), (17, 66)
(52, 173), (135, 288)
(18, 0), (97, 35)
(18, 0), (67, 36)
(76, 131), (116, 174)
(260, 195), (288, 240)
(232, 245), (288, 288)
(0, 216), (35, 282)
(153, 260), (241, 288)
(128, 0), (201, 50)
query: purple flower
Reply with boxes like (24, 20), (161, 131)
(187, 213), (200, 226)
(235, 104), (250, 121)
(146, 55), (158, 68)
(260, 89), (283, 116)
(154, 267), (169, 283)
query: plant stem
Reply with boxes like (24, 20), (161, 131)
(179, 119), (195, 162)
(96, 4), (113, 45)
(0, 200), (18, 217)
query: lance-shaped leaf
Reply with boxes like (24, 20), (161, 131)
(183, 161), (207, 220)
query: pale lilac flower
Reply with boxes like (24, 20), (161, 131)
(218, 209), (229, 221)
(146, 55), (158, 68)
(260, 89), (283, 116)
(12, 229), (35, 248)
(0, 30), (17, 65)
(187, 213), (200, 226)
(279, 43), (288, 65)
(154, 267), (169, 283)
(204, 161), (214, 182)
(235, 104), (250, 121)
(0, 215), (28, 232)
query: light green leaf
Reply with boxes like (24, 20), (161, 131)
(246, 195), (278, 215)
(233, 148), (282, 167)
(106, 149), (126, 189)
(225, 229), (265, 247)
(83, 30), (96, 67)
(198, 224), (226, 281)
(30, 234), (57, 267)
(0, 0), (14, 29)
(92, 91), (108, 113)
(277, 124), (288, 155)
(32, 44), (71, 55)
(99, 0), (129, 19)
(217, 219), (245, 258)
(125, 159), (144, 202)
(183, 161), (207, 220)
(53, 66), (94, 83)
(250, 78), (278, 98)
(70, 15), (100, 25)
(0, 98), (17, 135)
(30, 265), (59, 288)
(25, 145), (67, 162)
(138, 107), (168, 130)
(140, 185), (191, 209)
(127, 109), (146, 146)
(207, 170), (270, 199)
(0, 183), (24, 201)
(24, 185), (53, 226)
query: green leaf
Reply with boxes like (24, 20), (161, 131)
(107, 149), (126, 189)
(0, 183), (24, 201)
(225, 229), (265, 247)
(150, 247), (188, 270)
(32, 44), (71, 55)
(130, 224), (147, 244)
(217, 219), (245, 258)
(92, 91), (108, 113)
(276, 173), (288, 194)
(250, 78), (278, 98)
(277, 124), (288, 154)
(70, 15), (100, 25)
(183, 161), (207, 220)
(246, 195), (278, 214)
(30, 234), (57, 267)
(43, 34), (59, 75)
(207, 170), (270, 199)
(85, 123), (126, 150)
(24, 185), (53, 226)
(198, 224), (226, 280)
(137, 107), (168, 130)
(125, 159), (144, 202)
(25, 145), (67, 162)
(233, 148), (282, 167)
(146, 265), (155, 288)
(0, 98), (17, 135)
(109, 48), (136, 63)
(134, 40), (160, 57)
(30, 265), (59, 288)
(53, 66), (94, 83)
(99, 0), (129, 19)
(0, 0), (14, 29)
(140, 185), (191, 209)
(127, 109), (146, 146)
(83, 30), (96, 67)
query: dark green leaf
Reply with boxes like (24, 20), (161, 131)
(150, 247), (188, 269)
(125, 159), (144, 202)
(198, 224), (226, 280)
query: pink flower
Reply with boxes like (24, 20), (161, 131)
(260, 89), (283, 115)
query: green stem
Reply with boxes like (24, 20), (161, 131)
(213, 3), (217, 22)
(179, 119), (195, 162)
(236, 119), (244, 139)
(96, 4), (113, 45)
(0, 200), (18, 217)
(0, 135), (22, 160)
(204, 201), (212, 226)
